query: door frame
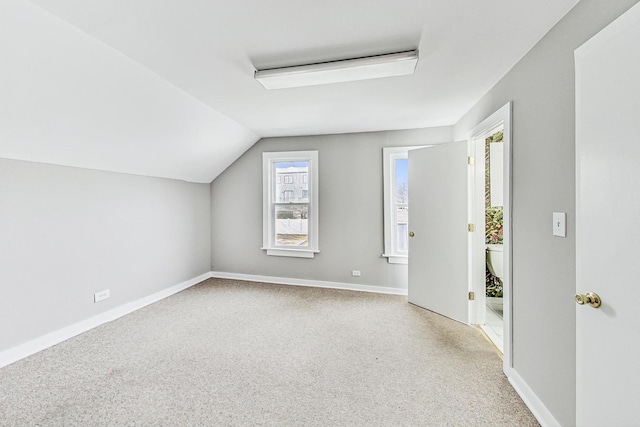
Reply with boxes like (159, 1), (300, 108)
(468, 102), (512, 370)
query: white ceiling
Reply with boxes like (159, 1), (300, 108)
(2, 0), (579, 182)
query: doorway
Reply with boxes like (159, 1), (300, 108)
(480, 127), (505, 351)
(404, 102), (512, 368)
(469, 102), (512, 367)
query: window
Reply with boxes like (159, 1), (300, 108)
(263, 151), (319, 258)
(282, 190), (294, 202)
(394, 158), (409, 253)
(382, 146), (425, 264)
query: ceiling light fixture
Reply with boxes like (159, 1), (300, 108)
(254, 50), (419, 90)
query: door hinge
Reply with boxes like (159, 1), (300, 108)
(467, 156), (474, 165)
(468, 291), (475, 301)
(468, 223), (475, 232)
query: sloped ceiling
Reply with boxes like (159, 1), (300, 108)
(1, 0), (579, 183)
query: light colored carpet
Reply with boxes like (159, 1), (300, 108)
(0, 278), (539, 426)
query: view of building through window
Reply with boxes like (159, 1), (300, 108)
(394, 158), (409, 252)
(274, 162), (309, 246)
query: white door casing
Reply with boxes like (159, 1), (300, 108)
(575, 3), (640, 425)
(408, 142), (469, 324)
(468, 102), (513, 370)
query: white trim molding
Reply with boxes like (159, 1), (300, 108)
(211, 271), (408, 296)
(505, 367), (561, 427)
(260, 247), (319, 258)
(0, 272), (212, 368)
(381, 253), (408, 264)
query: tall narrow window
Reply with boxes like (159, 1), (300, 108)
(383, 146), (425, 264)
(394, 158), (409, 254)
(263, 151), (319, 258)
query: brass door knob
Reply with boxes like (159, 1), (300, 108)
(575, 292), (601, 308)
(409, 231), (415, 237)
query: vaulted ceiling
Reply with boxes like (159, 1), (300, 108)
(1, 0), (579, 182)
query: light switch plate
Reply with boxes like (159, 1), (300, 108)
(553, 212), (566, 237)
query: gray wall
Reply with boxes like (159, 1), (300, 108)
(0, 158), (211, 352)
(210, 127), (452, 289)
(453, 1), (639, 425)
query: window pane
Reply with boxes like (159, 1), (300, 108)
(397, 223), (408, 252)
(275, 204), (308, 246)
(274, 161), (310, 203)
(394, 158), (409, 253)
(396, 205), (408, 252)
(395, 158), (408, 204)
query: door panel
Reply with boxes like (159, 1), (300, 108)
(575, 3), (640, 425)
(408, 142), (468, 323)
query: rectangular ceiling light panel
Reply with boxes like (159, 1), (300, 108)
(255, 50), (419, 90)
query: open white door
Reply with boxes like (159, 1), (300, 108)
(575, 3), (640, 425)
(408, 142), (468, 323)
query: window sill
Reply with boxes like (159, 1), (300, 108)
(262, 248), (319, 259)
(382, 254), (408, 265)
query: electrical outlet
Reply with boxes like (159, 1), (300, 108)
(351, 270), (361, 277)
(94, 289), (110, 303)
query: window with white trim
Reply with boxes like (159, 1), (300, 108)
(382, 146), (425, 264)
(263, 151), (319, 258)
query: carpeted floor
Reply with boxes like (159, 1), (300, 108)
(0, 278), (539, 426)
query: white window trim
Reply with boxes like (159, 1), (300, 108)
(382, 146), (427, 264)
(262, 151), (319, 258)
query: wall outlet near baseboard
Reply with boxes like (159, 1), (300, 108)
(351, 270), (361, 277)
(94, 289), (110, 303)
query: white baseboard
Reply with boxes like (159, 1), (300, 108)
(505, 367), (561, 427)
(211, 271), (408, 296)
(3, 270), (557, 426)
(0, 272), (212, 369)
